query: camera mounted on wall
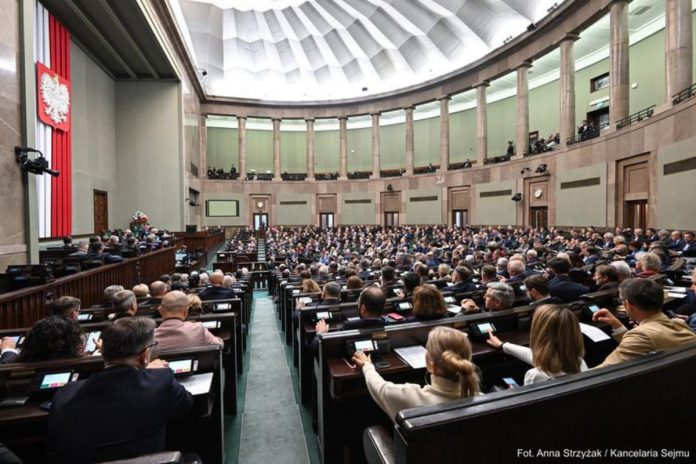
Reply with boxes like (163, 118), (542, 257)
(15, 147), (60, 177)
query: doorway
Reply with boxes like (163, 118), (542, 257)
(625, 200), (647, 231)
(384, 212), (399, 227)
(253, 213), (269, 230)
(93, 190), (108, 235)
(529, 206), (548, 229)
(319, 213), (334, 228)
(452, 210), (468, 228)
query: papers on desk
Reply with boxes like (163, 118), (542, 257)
(394, 345), (428, 369)
(668, 292), (687, 299)
(447, 305), (462, 314)
(177, 372), (213, 396)
(579, 323), (611, 343)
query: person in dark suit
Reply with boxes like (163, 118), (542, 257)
(547, 258), (590, 303)
(87, 241), (124, 264)
(667, 231), (685, 250)
(198, 272), (237, 301)
(504, 260), (527, 284)
(448, 266), (479, 294)
(111, 290), (138, 320)
(46, 317), (193, 464)
(681, 231), (695, 256)
(523, 275), (562, 307)
(593, 265), (620, 291)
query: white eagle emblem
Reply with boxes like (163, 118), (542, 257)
(40, 72), (70, 124)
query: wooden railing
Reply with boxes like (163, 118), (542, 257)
(0, 246), (176, 329)
(172, 230), (225, 252)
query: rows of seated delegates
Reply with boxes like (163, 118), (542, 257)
(0, 264), (253, 463)
(269, 225), (696, 450)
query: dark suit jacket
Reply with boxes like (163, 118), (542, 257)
(598, 281), (619, 291)
(198, 285), (238, 301)
(47, 365), (192, 464)
(0, 351), (18, 364)
(448, 281), (479, 294)
(548, 276), (590, 303)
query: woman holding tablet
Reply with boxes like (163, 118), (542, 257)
(486, 304), (587, 385)
(352, 326), (480, 421)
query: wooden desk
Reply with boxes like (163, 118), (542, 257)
(0, 246), (176, 329)
(173, 230), (225, 253)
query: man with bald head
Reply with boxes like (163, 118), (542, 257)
(198, 272), (237, 301)
(154, 291), (222, 351)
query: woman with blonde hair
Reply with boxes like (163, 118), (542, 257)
(407, 285), (448, 322)
(187, 294), (203, 316)
(487, 304), (587, 384)
(301, 278), (321, 294)
(353, 326), (480, 421)
(437, 263), (451, 281)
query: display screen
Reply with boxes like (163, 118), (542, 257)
(292, 289), (300, 295)
(316, 311), (330, 320)
(444, 296), (455, 304)
(354, 340), (375, 352)
(175, 252), (187, 262)
(169, 359), (193, 375)
(40, 372), (71, 390)
(206, 200), (239, 217)
(85, 331), (101, 353)
(202, 321), (221, 329)
(477, 323), (496, 333)
(589, 305), (600, 313)
(214, 303), (231, 311)
(398, 302), (412, 310)
(77, 313), (92, 321)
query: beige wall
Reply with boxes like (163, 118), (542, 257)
(71, 42), (117, 235)
(276, 193), (312, 225)
(405, 189), (443, 224)
(115, 81), (183, 231)
(656, 135), (696, 230)
(0, 0), (26, 267)
(555, 163), (607, 227)
(473, 180), (517, 226)
(341, 192), (376, 225)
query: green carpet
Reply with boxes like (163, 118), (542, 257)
(229, 292), (312, 464)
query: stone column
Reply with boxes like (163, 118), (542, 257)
(609, 0), (630, 127)
(238, 116), (247, 178)
(404, 106), (415, 176)
(476, 82), (489, 165)
(306, 118), (315, 180)
(338, 117), (348, 179)
(272, 118), (281, 181)
(438, 96), (450, 171)
(665, 0), (693, 101)
(559, 34), (579, 147)
(515, 62), (532, 158)
(371, 113), (380, 178)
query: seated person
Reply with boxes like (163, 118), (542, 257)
(460, 282), (514, 313)
(0, 337), (19, 364)
(593, 278), (696, 368)
(315, 286), (386, 340)
(18, 316), (84, 362)
(406, 285), (448, 322)
(448, 266), (478, 294)
(352, 326), (480, 421)
(198, 272), (237, 301)
(634, 252), (661, 278)
(111, 290), (138, 320)
(46, 317), (193, 463)
(547, 258), (589, 303)
(154, 291), (223, 351)
(674, 269), (696, 317)
(524, 275), (562, 306)
(132, 283), (150, 299)
(301, 278), (321, 294)
(593, 265), (620, 291)
(299, 281), (341, 309)
(49, 296), (82, 320)
(346, 275), (363, 290)
(102, 285), (125, 308)
(87, 241), (124, 264)
(397, 272), (420, 299)
(147, 280), (168, 303)
(69, 241), (89, 256)
(487, 304), (587, 384)
(504, 260), (526, 284)
(479, 264), (498, 285)
(187, 294), (203, 316)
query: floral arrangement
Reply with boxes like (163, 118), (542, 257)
(131, 211), (149, 224)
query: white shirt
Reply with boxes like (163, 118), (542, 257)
(502, 343), (588, 385)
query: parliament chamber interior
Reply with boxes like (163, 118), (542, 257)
(2, 0), (696, 462)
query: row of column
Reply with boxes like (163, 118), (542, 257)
(233, 0), (691, 179)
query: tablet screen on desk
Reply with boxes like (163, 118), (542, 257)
(443, 296), (455, 304)
(397, 302), (412, 311)
(39, 372), (71, 390)
(77, 313), (92, 321)
(354, 340), (376, 352)
(169, 359), (194, 375)
(85, 331), (101, 353)
(202, 321), (221, 329)
(316, 311), (330, 320)
(214, 303), (231, 311)
(476, 322), (496, 334)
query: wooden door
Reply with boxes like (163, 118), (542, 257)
(529, 206), (548, 229)
(93, 190), (108, 234)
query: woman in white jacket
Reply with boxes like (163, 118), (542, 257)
(487, 304), (587, 384)
(352, 326), (480, 421)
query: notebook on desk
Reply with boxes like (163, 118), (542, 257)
(394, 346), (427, 369)
(177, 372), (214, 396)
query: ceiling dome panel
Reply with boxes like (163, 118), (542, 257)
(175, 0), (562, 101)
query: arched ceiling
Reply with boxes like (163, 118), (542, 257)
(172, 0), (561, 102)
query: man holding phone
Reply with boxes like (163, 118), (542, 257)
(593, 279), (696, 368)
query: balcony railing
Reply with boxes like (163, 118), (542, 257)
(315, 172), (339, 181)
(616, 105), (655, 130)
(347, 171), (371, 179)
(483, 154), (511, 165)
(380, 169), (405, 178)
(567, 127), (600, 146)
(413, 165), (438, 175)
(672, 82), (696, 105)
(281, 173), (307, 181)
(208, 170), (240, 180)
(448, 161), (473, 170)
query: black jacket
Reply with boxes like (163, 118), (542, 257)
(47, 365), (192, 464)
(548, 276), (590, 303)
(198, 285), (238, 301)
